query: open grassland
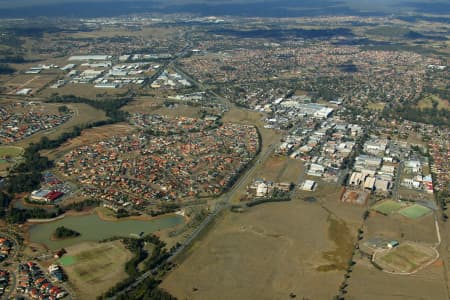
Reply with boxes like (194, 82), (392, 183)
(375, 242), (437, 273)
(12, 103), (107, 148)
(122, 96), (165, 114)
(372, 200), (404, 215)
(41, 123), (134, 160)
(68, 26), (179, 39)
(162, 199), (356, 300)
(0, 145), (24, 175)
(367, 102), (386, 111)
(365, 212), (437, 245)
(39, 83), (129, 99)
(152, 104), (204, 119)
(62, 241), (132, 300)
(398, 187), (435, 202)
(253, 155), (304, 183)
(4, 74), (57, 94)
(0, 145), (24, 157)
(348, 258), (448, 300)
(417, 95), (449, 110)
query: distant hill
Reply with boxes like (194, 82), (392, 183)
(0, 0), (448, 18)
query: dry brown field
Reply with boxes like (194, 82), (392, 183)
(62, 241), (132, 300)
(12, 103), (107, 148)
(162, 197), (357, 300)
(163, 182), (364, 299)
(348, 258), (448, 300)
(39, 83), (129, 99)
(41, 123), (133, 160)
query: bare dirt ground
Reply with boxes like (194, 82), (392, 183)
(162, 198), (358, 300)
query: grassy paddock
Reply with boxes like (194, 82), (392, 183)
(376, 242), (436, 273)
(0, 146), (24, 157)
(62, 241), (132, 299)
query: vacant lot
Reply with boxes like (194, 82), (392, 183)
(39, 83), (129, 99)
(375, 242), (438, 273)
(367, 102), (386, 111)
(0, 145), (24, 175)
(398, 187), (435, 202)
(417, 95), (449, 110)
(0, 145), (23, 157)
(122, 96), (165, 114)
(13, 103), (107, 148)
(223, 107), (281, 153)
(348, 258), (448, 300)
(365, 212), (437, 246)
(5, 74), (57, 94)
(41, 123), (133, 160)
(62, 241), (132, 299)
(162, 199), (357, 300)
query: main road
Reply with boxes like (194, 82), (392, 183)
(111, 136), (276, 300)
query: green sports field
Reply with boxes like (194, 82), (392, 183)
(58, 255), (76, 266)
(372, 200), (403, 215)
(399, 204), (432, 219)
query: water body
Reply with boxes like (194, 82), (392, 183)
(29, 213), (184, 250)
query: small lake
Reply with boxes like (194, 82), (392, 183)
(28, 213), (184, 250)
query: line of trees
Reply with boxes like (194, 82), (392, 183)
(5, 95), (133, 195)
(101, 234), (175, 299)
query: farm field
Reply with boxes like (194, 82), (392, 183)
(13, 103), (107, 148)
(162, 199), (358, 300)
(60, 240), (132, 299)
(374, 242), (438, 273)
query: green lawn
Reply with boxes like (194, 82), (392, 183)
(58, 255), (76, 266)
(0, 146), (23, 158)
(372, 200), (403, 215)
(399, 204), (432, 219)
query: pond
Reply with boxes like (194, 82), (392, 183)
(28, 213), (184, 250)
